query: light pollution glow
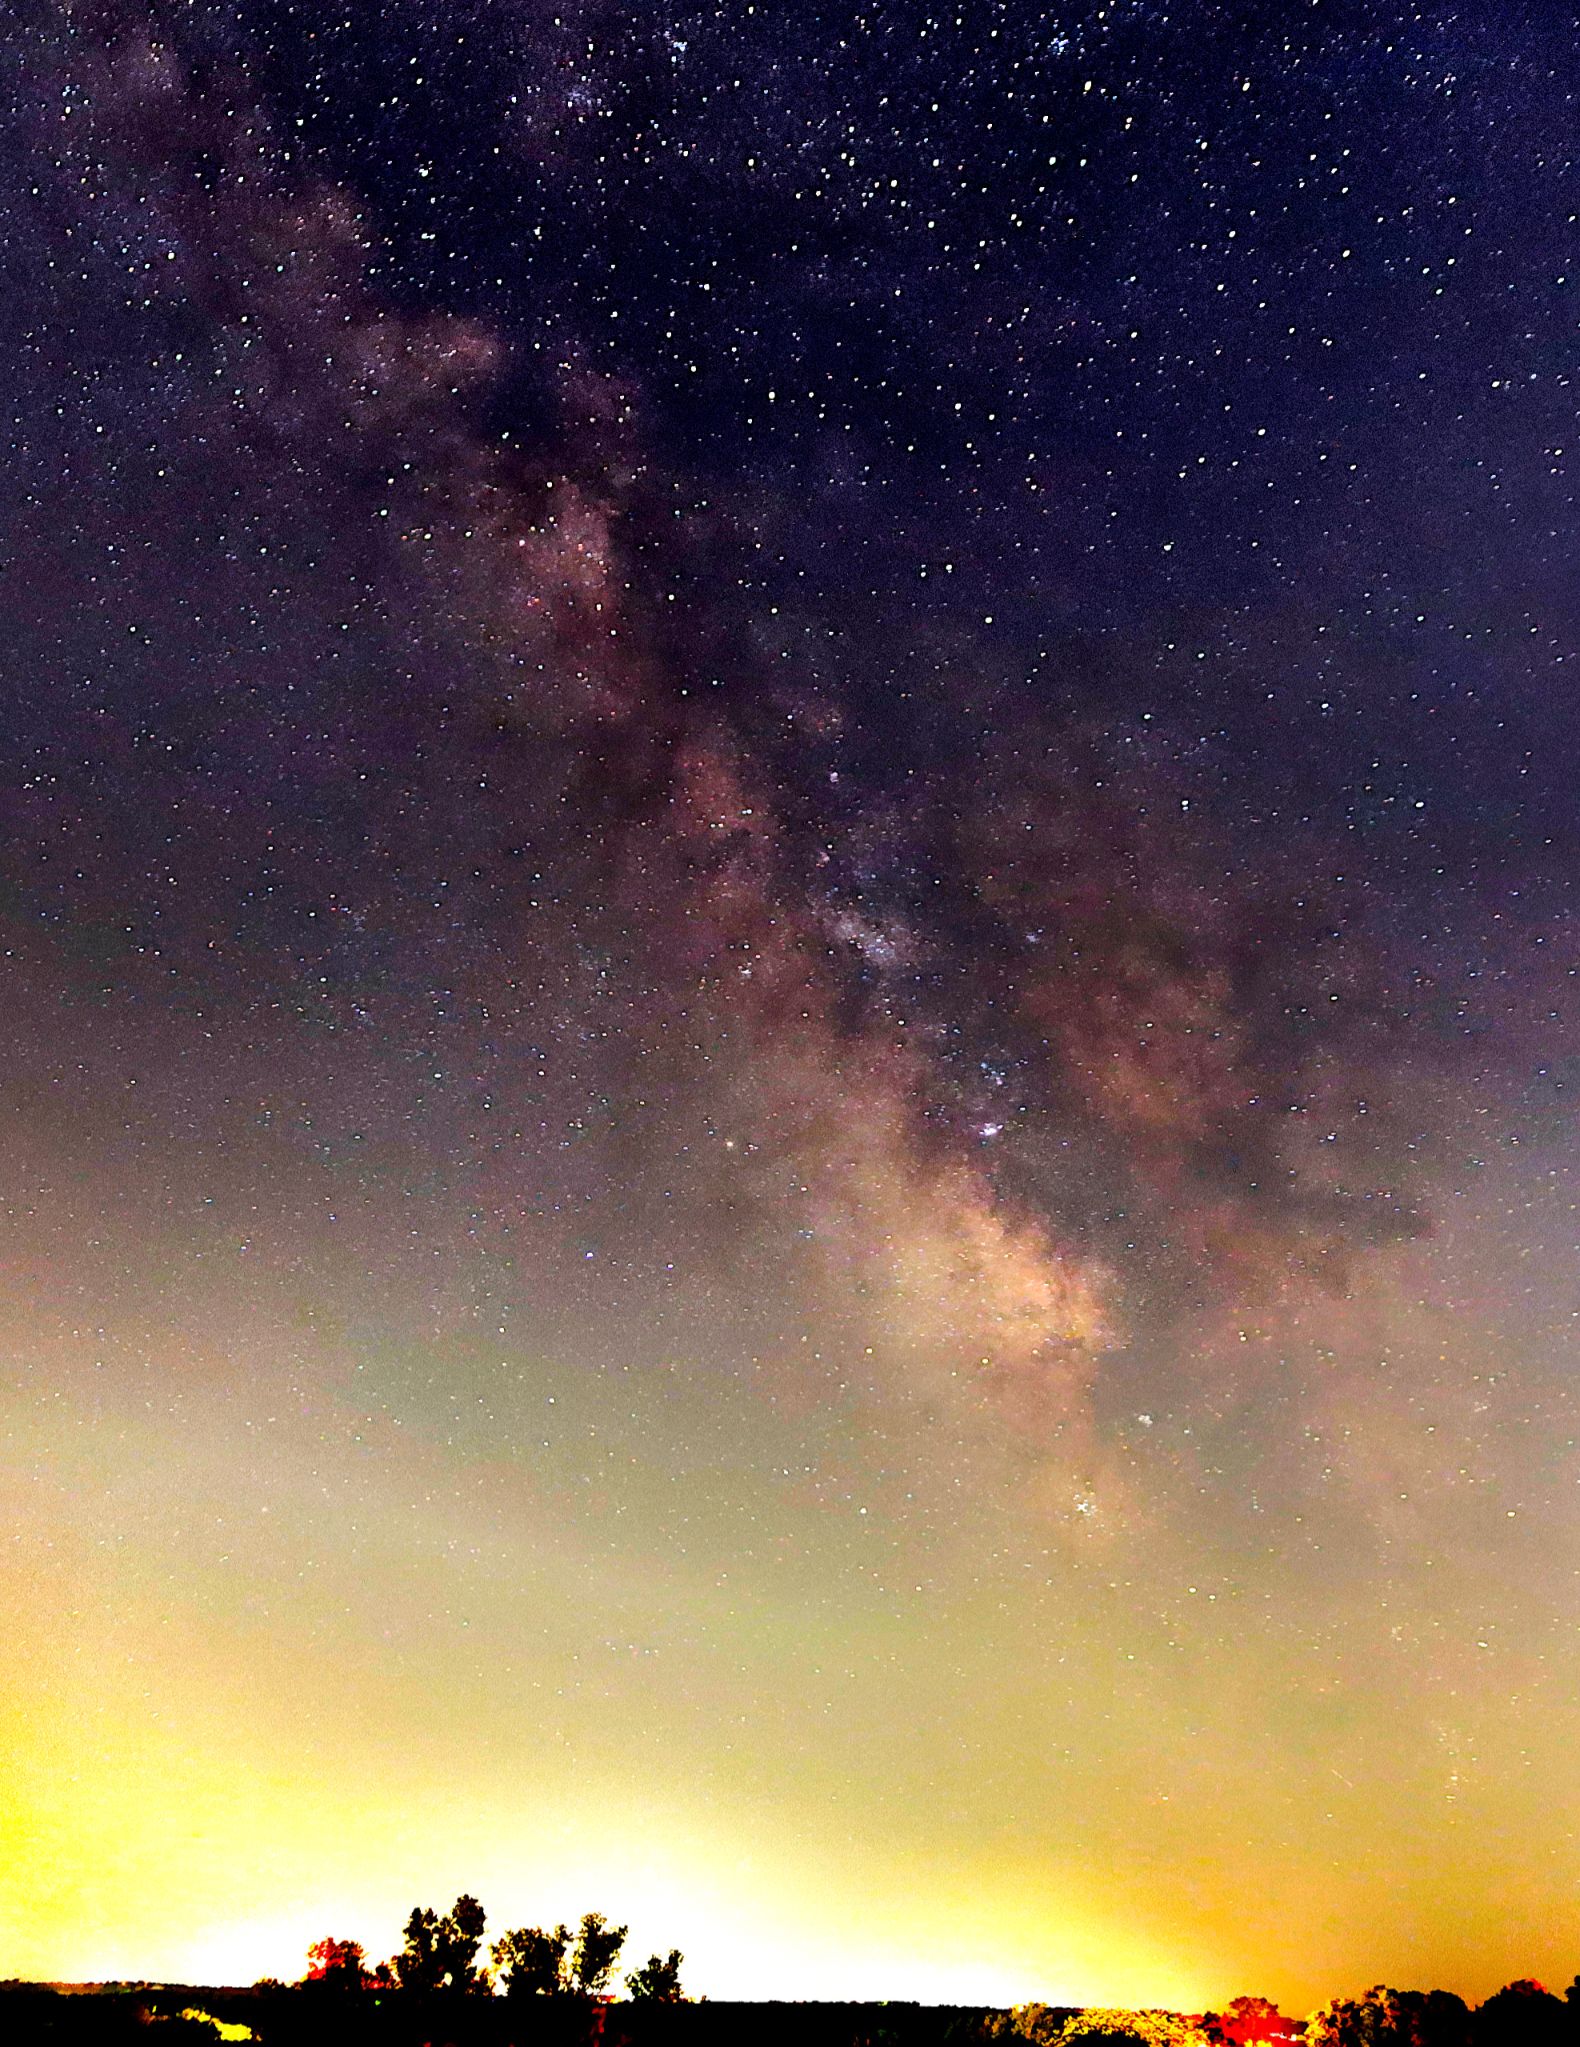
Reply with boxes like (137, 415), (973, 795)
(5, 1163), (1579, 2008)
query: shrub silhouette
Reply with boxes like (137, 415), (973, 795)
(1005, 2005), (1211, 2045)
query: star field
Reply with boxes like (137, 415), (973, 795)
(2, 0), (1578, 2012)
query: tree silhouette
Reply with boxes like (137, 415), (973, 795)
(393, 1896), (488, 1994)
(443, 1895), (489, 1993)
(1470, 1980), (1566, 2046)
(570, 1911), (628, 1997)
(1204, 1996), (1297, 2044)
(301, 1937), (367, 1989)
(491, 1924), (572, 1998)
(1305, 1985), (1471, 2047)
(394, 1908), (444, 1993)
(625, 1949), (686, 2003)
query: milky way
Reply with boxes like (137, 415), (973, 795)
(3, 0), (1579, 2013)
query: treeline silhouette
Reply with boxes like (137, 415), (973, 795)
(1006, 1977), (1580, 2044)
(288, 1896), (684, 2004)
(6, 1929), (1580, 2047)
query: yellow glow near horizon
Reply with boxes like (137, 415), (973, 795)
(7, 1289), (1580, 2020)
(5, 1180), (1580, 2018)
(1, 1628), (1208, 2008)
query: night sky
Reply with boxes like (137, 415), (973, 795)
(4, 0), (1579, 2013)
